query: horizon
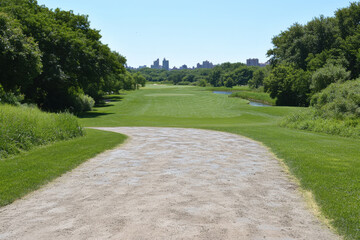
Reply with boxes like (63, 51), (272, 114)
(37, 0), (352, 68)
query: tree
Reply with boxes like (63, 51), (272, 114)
(0, 12), (42, 92)
(0, 0), (127, 111)
(249, 68), (265, 88)
(264, 64), (311, 106)
(208, 69), (222, 87)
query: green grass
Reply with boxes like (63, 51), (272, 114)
(80, 84), (360, 239)
(0, 129), (127, 207)
(0, 104), (83, 159)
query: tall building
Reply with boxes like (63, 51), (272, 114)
(196, 60), (214, 69)
(179, 64), (188, 70)
(162, 58), (169, 71)
(246, 58), (260, 66)
(151, 58), (160, 69)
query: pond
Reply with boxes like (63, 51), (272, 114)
(213, 91), (272, 107)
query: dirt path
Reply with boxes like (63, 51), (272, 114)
(0, 127), (339, 240)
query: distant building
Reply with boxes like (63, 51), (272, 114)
(151, 58), (161, 69)
(196, 60), (214, 69)
(138, 65), (147, 69)
(246, 58), (268, 67)
(179, 64), (188, 70)
(162, 58), (169, 71)
(246, 58), (260, 66)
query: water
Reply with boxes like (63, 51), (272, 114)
(213, 91), (232, 95)
(213, 91), (272, 107)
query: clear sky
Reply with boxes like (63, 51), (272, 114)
(37, 0), (352, 68)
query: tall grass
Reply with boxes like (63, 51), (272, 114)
(0, 104), (84, 159)
(230, 91), (275, 105)
(281, 108), (360, 139)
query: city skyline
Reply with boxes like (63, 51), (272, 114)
(37, 0), (352, 67)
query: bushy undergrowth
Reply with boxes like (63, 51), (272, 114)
(0, 104), (84, 159)
(281, 108), (360, 138)
(230, 91), (275, 105)
(281, 79), (360, 138)
(71, 93), (95, 113)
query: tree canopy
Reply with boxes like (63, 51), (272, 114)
(0, 0), (143, 112)
(265, 2), (360, 106)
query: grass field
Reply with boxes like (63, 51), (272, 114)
(79, 84), (360, 239)
(0, 129), (127, 207)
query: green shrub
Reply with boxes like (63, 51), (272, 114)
(0, 104), (84, 159)
(311, 79), (360, 119)
(281, 79), (360, 138)
(72, 93), (95, 112)
(311, 64), (350, 92)
(0, 85), (24, 105)
(197, 79), (207, 87)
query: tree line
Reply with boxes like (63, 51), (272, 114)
(265, 2), (360, 106)
(0, 0), (145, 112)
(134, 63), (266, 88)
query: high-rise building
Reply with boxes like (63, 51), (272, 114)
(196, 60), (214, 69)
(246, 58), (260, 66)
(179, 64), (188, 70)
(151, 58), (160, 69)
(162, 58), (169, 71)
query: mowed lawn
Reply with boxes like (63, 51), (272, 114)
(80, 84), (360, 240)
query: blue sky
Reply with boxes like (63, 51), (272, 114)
(37, 0), (352, 68)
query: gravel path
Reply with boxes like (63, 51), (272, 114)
(0, 127), (339, 240)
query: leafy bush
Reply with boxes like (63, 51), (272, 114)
(71, 93), (95, 113)
(281, 108), (360, 138)
(0, 104), (84, 159)
(197, 79), (207, 87)
(281, 79), (360, 138)
(311, 64), (350, 92)
(311, 79), (360, 119)
(0, 85), (24, 105)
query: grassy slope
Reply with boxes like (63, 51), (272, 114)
(80, 84), (359, 239)
(0, 129), (127, 206)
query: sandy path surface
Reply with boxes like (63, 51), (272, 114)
(0, 127), (339, 240)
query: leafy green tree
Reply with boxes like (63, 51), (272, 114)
(264, 64), (311, 106)
(208, 69), (222, 87)
(249, 69), (265, 88)
(224, 76), (235, 88)
(0, 0), (127, 111)
(0, 12), (42, 92)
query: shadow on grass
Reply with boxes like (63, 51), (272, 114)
(77, 111), (114, 119)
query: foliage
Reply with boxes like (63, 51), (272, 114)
(197, 79), (207, 87)
(230, 91), (275, 105)
(0, 104), (83, 159)
(0, 129), (126, 206)
(135, 63), (259, 88)
(281, 79), (360, 139)
(266, 2), (360, 105)
(311, 64), (350, 92)
(0, 84), (24, 105)
(264, 64), (311, 106)
(281, 108), (360, 139)
(311, 79), (360, 119)
(71, 93), (95, 113)
(249, 68), (266, 88)
(0, 12), (42, 92)
(0, 0), (129, 112)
